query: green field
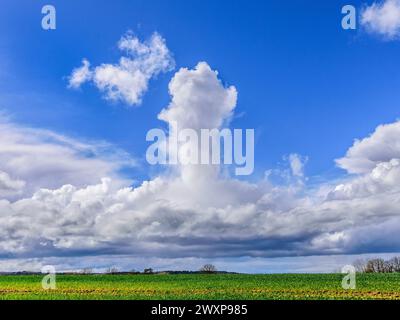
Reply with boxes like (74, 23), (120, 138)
(0, 273), (399, 300)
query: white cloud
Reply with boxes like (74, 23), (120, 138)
(159, 62), (237, 130)
(361, 0), (400, 39)
(158, 62), (238, 181)
(0, 171), (25, 197)
(68, 32), (174, 106)
(0, 116), (135, 198)
(336, 120), (400, 174)
(68, 59), (92, 89)
(329, 158), (400, 200)
(287, 153), (308, 178)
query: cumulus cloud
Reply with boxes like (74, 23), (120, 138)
(158, 62), (238, 180)
(1, 62), (400, 270)
(361, 0), (400, 39)
(159, 62), (237, 130)
(329, 159), (400, 200)
(325, 123), (400, 250)
(336, 120), (400, 174)
(68, 32), (174, 106)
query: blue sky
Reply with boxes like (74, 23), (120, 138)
(1, 0), (400, 272)
(2, 0), (400, 181)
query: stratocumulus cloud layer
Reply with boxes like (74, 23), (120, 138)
(1, 62), (400, 269)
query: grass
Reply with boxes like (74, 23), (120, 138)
(0, 273), (399, 300)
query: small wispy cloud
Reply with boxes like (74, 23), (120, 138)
(288, 153), (308, 178)
(68, 32), (175, 106)
(68, 58), (92, 89)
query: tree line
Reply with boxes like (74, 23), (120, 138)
(354, 257), (400, 273)
(78, 264), (219, 275)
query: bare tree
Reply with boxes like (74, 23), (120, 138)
(365, 259), (386, 273)
(384, 260), (394, 273)
(81, 268), (93, 274)
(106, 267), (119, 274)
(389, 257), (400, 272)
(199, 264), (217, 273)
(353, 259), (368, 273)
(356, 257), (400, 273)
